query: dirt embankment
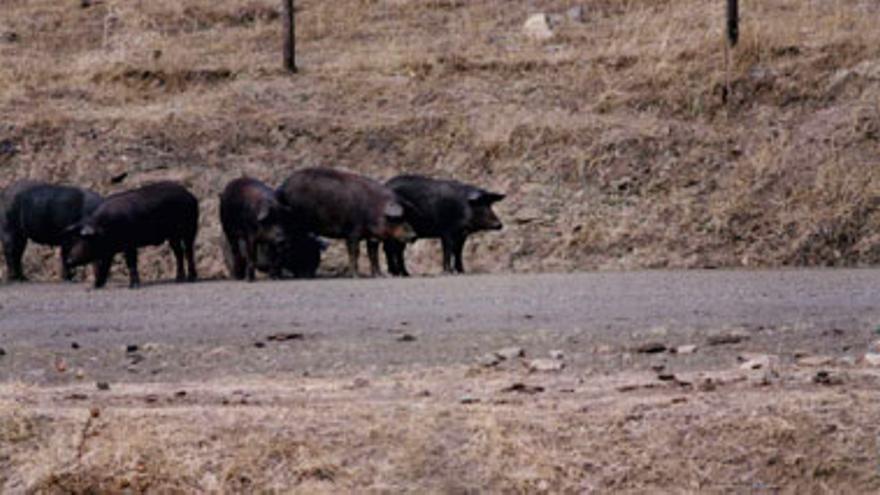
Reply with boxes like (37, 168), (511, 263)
(1, 0), (879, 281)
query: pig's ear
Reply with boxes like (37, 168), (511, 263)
(469, 190), (506, 205)
(485, 192), (506, 203)
(384, 202), (404, 219)
(80, 225), (97, 237)
(256, 203), (271, 223)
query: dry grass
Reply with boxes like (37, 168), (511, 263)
(1, 0), (879, 280)
(2, 366), (880, 493)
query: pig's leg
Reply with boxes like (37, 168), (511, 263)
(384, 240), (410, 277)
(346, 237), (361, 278)
(124, 248), (140, 289)
(244, 236), (258, 282)
(59, 250), (74, 281)
(367, 240), (382, 277)
(228, 236), (246, 280)
(453, 234), (467, 274)
(383, 241), (399, 276)
(170, 238), (186, 282)
(440, 235), (455, 274)
(184, 232), (197, 282)
(4, 233), (27, 282)
(93, 256), (112, 289)
(396, 241), (410, 277)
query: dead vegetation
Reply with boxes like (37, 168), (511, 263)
(2, 366), (880, 493)
(1, 0), (878, 279)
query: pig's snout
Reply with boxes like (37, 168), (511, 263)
(394, 222), (417, 243)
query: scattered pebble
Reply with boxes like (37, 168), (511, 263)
(496, 347), (525, 360)
(396, 334), (416, 342)
(253, 341), (266, 348)
(0, 347), (6, 357)
(657, 373), (676, 381)
(460, 396), (480, 404)
(863, 353), (880, 367)
(739, 354), (777, 371)
(174, 390), (187, 398)
(55, 358), (67, 373)
(144, 394), (159, 404)
(753, 370), (778, 387)
(66, 393), (88, 401)
(837, 355), (857, 367)
(674, 345), (698, 355)
(813, 370), (844, 386)
(96, 381), (110, 391)
(549, 350), (565, 360)
(796, 355), (834, 367)
(75, 369), (85, 380)
(89, 407), (101, 418)
(126, 344), (139, 353)
(501, 382), (545, 394)
(478, 353), (502, 367)
(707, 331), (750, 346)
(634, 342), (667, 354)
(266, 332), (303, 342)
(523, 14), (554, 41)
(528, 358), (565, 372)
(71, 342), (80, 350)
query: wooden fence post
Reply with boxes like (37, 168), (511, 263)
(283, 0), (297, 73)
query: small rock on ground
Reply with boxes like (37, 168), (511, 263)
(495, 347), (525, 360)
(528, 358), (565, 372)
(674, 345), (698, 355)
(478, 353), (502, 367)
(707, 330), (750, 346)
(523, 14), (554, 41)
(863, 353), (880, 367)
(796, 355), (834, 367)
(739, 354), (777, 371)
(634, 342), (667, 354)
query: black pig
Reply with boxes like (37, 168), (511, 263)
(220, 177), (294, 281)
(383, 175), (504, 276)
(1, 180), (102, 281)
(222, 232), (326, 280)
(276, 233), (326, 278)
(276, 167), (415, 277)
(63, 181), (198, 289)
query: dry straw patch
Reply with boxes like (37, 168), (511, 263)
(2, 368), (880, 492)
(1, 0), (879, 279)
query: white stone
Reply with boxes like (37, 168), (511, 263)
(863, 353), (880, 367)
(529, 358), (565, 372)
(524, 14), (554, 41)
(675, 345), (698, 355)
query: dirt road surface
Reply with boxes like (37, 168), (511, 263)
(2, 270), (880, 492)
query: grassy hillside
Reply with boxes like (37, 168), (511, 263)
(1, 0), (879, 280)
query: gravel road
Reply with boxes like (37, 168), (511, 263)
(1, 269), (878, 384)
